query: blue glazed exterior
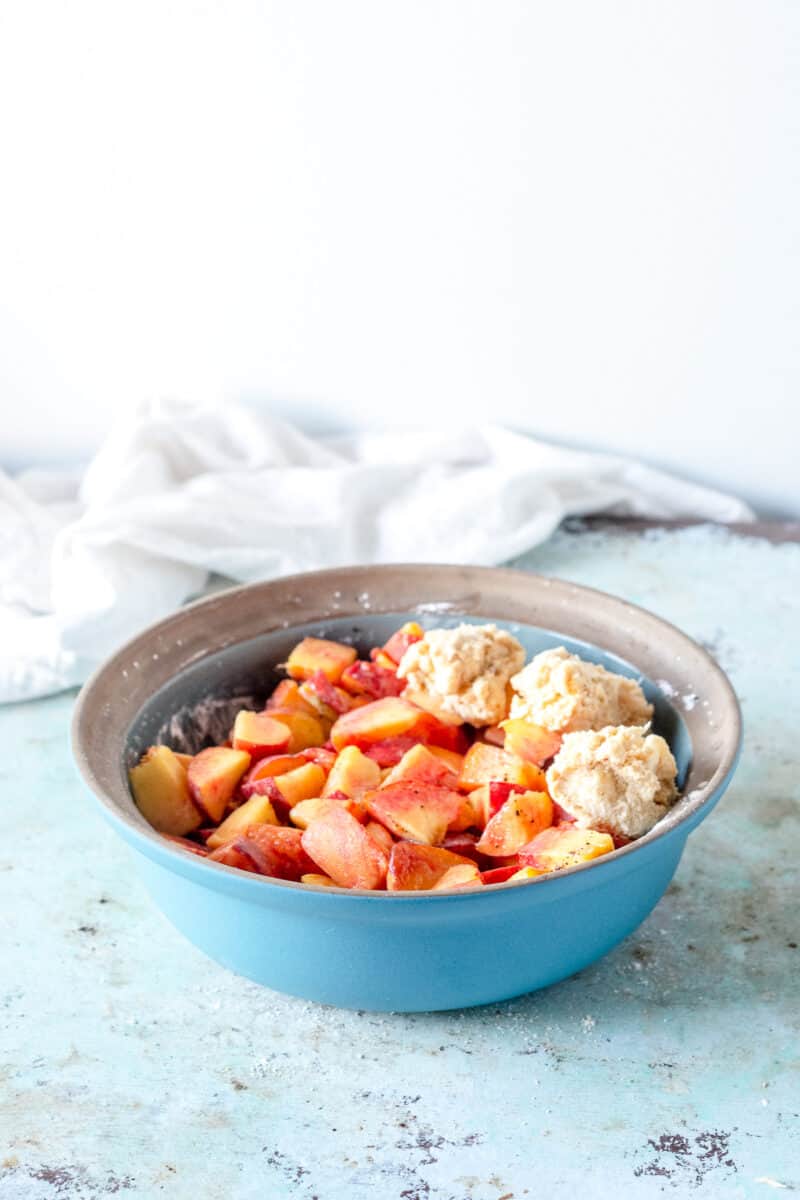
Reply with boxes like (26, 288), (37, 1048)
(101, 784), (728, 1011)
(72, 565), (742, 1012)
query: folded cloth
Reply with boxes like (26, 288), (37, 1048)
(0, 398), (753, 702)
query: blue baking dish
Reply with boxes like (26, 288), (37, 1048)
(72, 564), (741, 1011)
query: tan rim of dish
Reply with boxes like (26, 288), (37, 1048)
(72, 563), (742, 895)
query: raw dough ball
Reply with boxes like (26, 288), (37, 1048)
(510, 646), (653, 733)
(397, 623), (525, 726)
(546, 724), (678, 839)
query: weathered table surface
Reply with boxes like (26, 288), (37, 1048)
(1, 523), (798, 1199)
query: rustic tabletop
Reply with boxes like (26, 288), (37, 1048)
(1, 521), (798, 1199)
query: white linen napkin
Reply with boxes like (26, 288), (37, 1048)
(0, 398), (753, 702)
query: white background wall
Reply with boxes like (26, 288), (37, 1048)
(1, 1), (798, 515)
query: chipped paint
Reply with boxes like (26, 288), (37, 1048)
(1, 523), (798, 1199)
(632, 1129), (738, 1186)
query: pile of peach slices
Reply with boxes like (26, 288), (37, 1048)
(129, 625), (619, 891)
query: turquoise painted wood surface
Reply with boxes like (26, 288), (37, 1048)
(1, 524), (798, 1199)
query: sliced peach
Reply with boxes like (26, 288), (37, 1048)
(486, 781), (526, 820)
(365, 820), (395, 857)
(301, 872), (337, 887)
(507, 866), (542, 882)
(231, 824), (317, 880)
(186, 747), (251, 823)
(300, 746), (337, 772)
(270, 762), (326, 809)
(426, 745), (465, 775)
(330, 697), (429, 751)
(480, 864), (520, 885)
(173, 752), (194, 770)
(370, 649), (398, 671)
(299, 672), (354, 718)
(501, 719), (562, 766)
(365, 781), (463, 845)
(457, 743), (546, 792)
(362, 736), (422, 767)
(231, 710), (291, 759)
(426, 721), (471, 753)
(208, 842), (258, 872)
(519, 825), (614, 872)
(340, 660), (405, 699)
(476, 790), (554, 857)
(289, 795), (364, 830)
(286, 637), (357, 683)
(381, 621), (424, 666)
(386, 842), (478, 891)
(205, 793), (279, 849)
(268, 708), (328, 752)
(382, 743), (459, 790)
(448, 790), (486, 833)
(129, 745), (203, 836)
(265, 679), (318, 716)
(442, 831), (484, 864)
(322, 745), (382, 798)
(301, 804), (389, 889)
(431, 863), (483, 891)
(240, 753), (308, 798)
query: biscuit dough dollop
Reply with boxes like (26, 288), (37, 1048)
(397, 623), (525, 726)
(510, 646), (653, 733)
(546, 724), (678, 839)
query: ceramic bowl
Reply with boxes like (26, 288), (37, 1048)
(72, 564), (741, 1011)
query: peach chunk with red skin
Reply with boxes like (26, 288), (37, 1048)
(380, 621), (424, 666)
(449, 782), (518, 832)
(264, 762), (327, 810)
(187, 747), (251, 823)
(286, 637), (357, 683)
(129, 745), (203, 836)
(299, 672), (354, 718)
(500, 718), (562, 766)
(365, 820), (395, 857)
(322, 745), (382, 798)
(386, 842), (478, 891)
(210, 824), (316, 880)
(361, 736), (421, 767)
(231, 711), (291, 759)
(330, 697), (431, 752)
(340, 660), (405, 699)
(208, 842), (255, 871)
(431, 863), (484, 891)
(265, 679), (318, 716)
(442, 831), (486, 864)
(267, 708), (328, 753)
(475, 789), (554, 857)
(206, 792), (279, 849)
(240, 753), (308, 797)
(289, 794), (365, 830)
(301, 804), (389, 889)
(448, 790), (486, 834)
(457, 742), (546, 793)
(479, 864), (520, 885)
(366, 780), (463, 845)
(301, 746), (338, 772)
(507, 866), (542, 882)
(240, 824), (318, 878)
(382, 743), (459, 790)
(519, 825), (614, 872)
